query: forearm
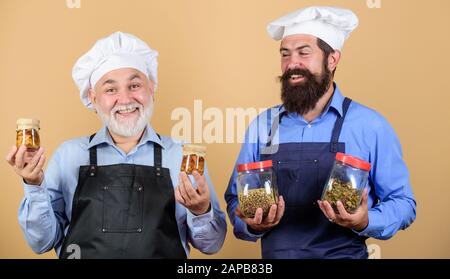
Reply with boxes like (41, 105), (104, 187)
(187, 206), (227, 254)
(18, 183), (64, 254)
(356, 195), (416, 240)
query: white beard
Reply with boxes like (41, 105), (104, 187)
(96, 100), (153, 137)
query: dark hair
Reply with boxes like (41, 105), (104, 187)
(317, 38), (336, 75)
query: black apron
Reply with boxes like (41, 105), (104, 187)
(59, 134), (186, 259)
(260, 98), (368, 259)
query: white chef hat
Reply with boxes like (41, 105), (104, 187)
(72, 31), (159, 109)
(267, 6), (359, 50)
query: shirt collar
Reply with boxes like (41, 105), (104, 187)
(278, 83), (345, 118)
(326, 83), (345, 117)
(87, 123), (165, 149)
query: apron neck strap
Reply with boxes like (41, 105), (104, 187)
(87, 133), (163, 167)
(266, 110), (286, 147)
(153, 134), (162, 167)
(330, 97), (352, 152)
(265, 97), (352, 148)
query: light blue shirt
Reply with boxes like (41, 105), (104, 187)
(18, 124), (227, 256)
(225, 84), (416, 241)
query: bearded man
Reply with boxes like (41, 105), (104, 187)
(225, 6), (416, 259)
(7, 32), (226, 259)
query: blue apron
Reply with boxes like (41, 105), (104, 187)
(260, 97), (368, 259)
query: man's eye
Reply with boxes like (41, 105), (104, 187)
(281, 53), (290, 57)
(105, 88), (116, 93)
(130, 84), (141, 90)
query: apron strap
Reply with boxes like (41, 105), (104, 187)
(154, 134), (163, 177)
(266, 109), (286, 147)
(330, 97), (352, 152)
(88, 133), (97, 177)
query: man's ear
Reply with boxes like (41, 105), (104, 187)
(149, 79), (155, 100)
(328, 50), (341, 72)
(88, 88), (96, 107)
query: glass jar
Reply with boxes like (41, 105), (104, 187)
(236, 160), (279, 218)
(180, 144), (206, 175)
(16, 118), (40, 151)
(321, 152), (371, 213)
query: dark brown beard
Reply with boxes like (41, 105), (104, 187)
(279, 62), (332, 115)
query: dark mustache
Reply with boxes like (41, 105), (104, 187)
(279, 68), (315, 82)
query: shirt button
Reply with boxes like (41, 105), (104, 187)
(307, 124), (312, 128)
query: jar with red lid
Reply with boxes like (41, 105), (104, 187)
(321, 153), (371, 213)
(236, 160), (279, 218)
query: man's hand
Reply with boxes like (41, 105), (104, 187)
(236, 196), (285, 233)
(5, 145), (46, 186)
(175, 171), (211, 215)
(318, 188), (369, 231)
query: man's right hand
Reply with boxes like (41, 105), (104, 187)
(5, 145), (46, 186)
(235, 196), (285, 233)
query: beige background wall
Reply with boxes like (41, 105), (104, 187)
(1, 0), (449, 258)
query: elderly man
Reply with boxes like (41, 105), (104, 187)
(6, 31), (226, 259)
(225, 6), (416, 258)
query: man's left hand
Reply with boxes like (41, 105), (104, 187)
(318, 188), (369, 231)
(175, 171), (211, 216)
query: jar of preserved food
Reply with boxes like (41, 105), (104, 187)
(180, 144), (206, 175)
(321, 152), (371, 213)
(236, 160), (279, 218)
(16, 118), (40, 151)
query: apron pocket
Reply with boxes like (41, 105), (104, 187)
(102, 185), (144, 233)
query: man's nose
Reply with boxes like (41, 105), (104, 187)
(287, 61), (303, 71)
(116, 89), (134, 104)
(287, 55), (304, 70)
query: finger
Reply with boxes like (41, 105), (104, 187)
(180, 173), (195, 201)
(23, 150), (37, 164)
(183, 178), (200, 201)
(253, 208), (263, 225)
(5, 146), (18, 166)
(235, 206), (255, 225)
(322, 200), (337, 221)
(317, 200), (330, 219)
(178, 176), (192, 205)
(264, 204), (277, 223)
(14, 145), (27, 169)
(274, 196), (285, 223)
(361, 187), (369, 207)
(24, 147), (44, 171)
(30, 153), (46, 178)
(336, 200), (351, 220)
(192, 171), (207, 194)
(235, 206), (244, 218)
(175, 186), (187, 205)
